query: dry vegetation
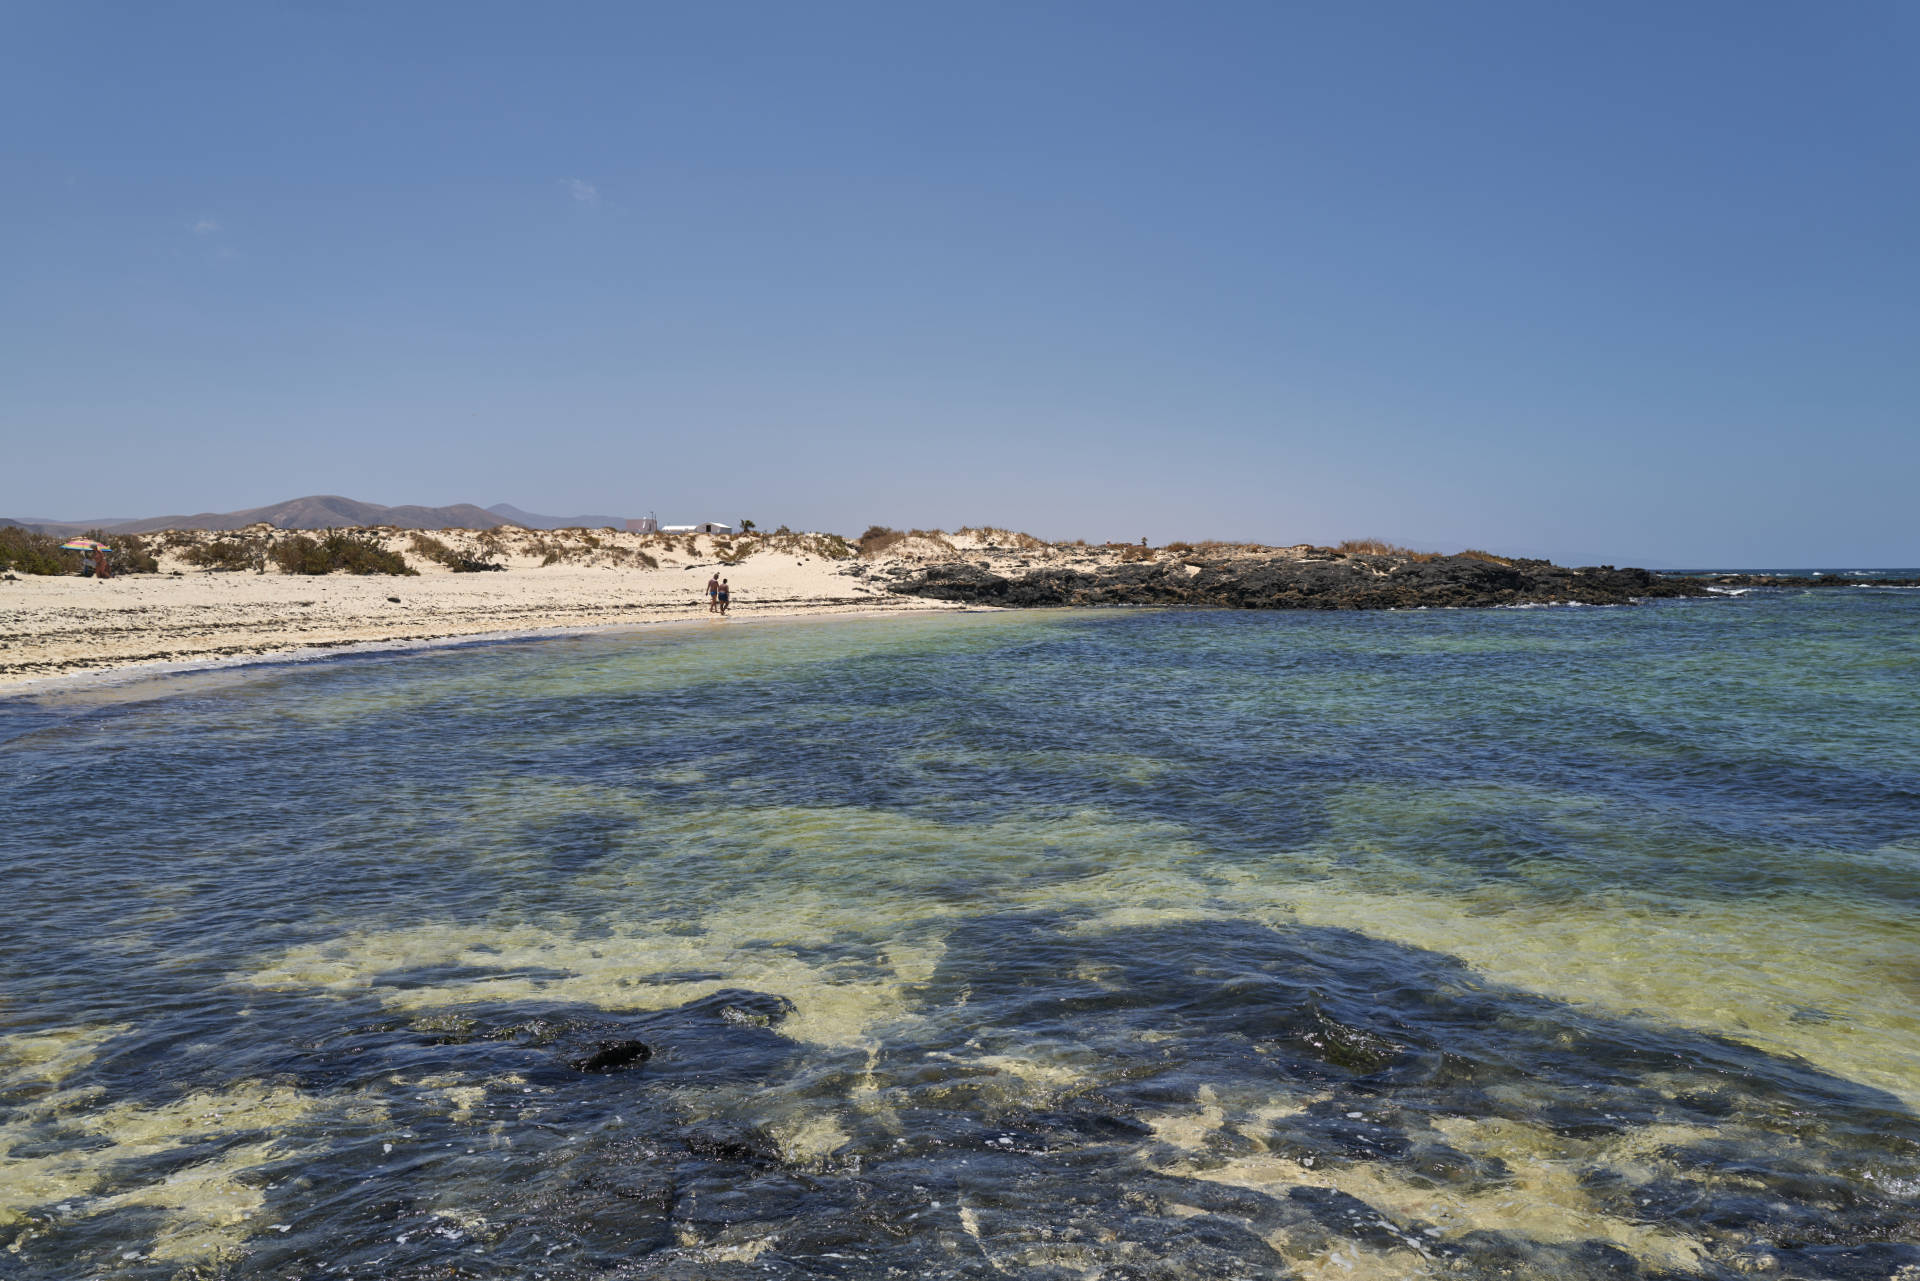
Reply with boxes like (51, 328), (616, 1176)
(408, 533), (505, 573)
(954, 526), (1049, 551)
(10, 520), (1524, 586)
(180, 537), (263, 572)
(857, 526), (907, 556)
(765, 531), (853, 560)
(1331, 541), (1517, 565)
(0, 528), (159, 575)
(1333, 537), (1437, 560)
(272, 531), (416, 576)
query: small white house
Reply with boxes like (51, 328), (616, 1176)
(661, 521), (732, 535)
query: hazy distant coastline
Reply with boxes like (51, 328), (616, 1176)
(1, 494), (644, 536)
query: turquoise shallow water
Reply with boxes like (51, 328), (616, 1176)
(2, 589), (1917, 1279)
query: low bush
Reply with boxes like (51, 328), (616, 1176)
(858, 525), (906, 556)
(102, 533), (160, 573)
(0, 527), (77, 574)
(1336, 537), (1438, 561)
(753, 531), (853, 561)
(408, 532), (503, 572)
(0, 528), (161, 575)
(1457, 548), (1513, 566)
(182, 538), (261, 571)
(957, 526), (1049, 551)
(274, 530), (416, 576)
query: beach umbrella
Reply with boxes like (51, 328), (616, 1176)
(60, 538), (110, 551)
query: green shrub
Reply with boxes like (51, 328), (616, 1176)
(183, 538), (260, 571)
(408, 532), (503, 572)
(0, 527), (78, 575)
(0, 528), (160, 575)
(273, 530), (417, 576)
(102, 533), (159, 574)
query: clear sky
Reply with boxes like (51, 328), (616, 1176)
(3, 2), (1914, 565)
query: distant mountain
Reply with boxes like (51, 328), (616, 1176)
(100, 495), (512, 534)
(2, 516), (137, 535)
(3, 496), (642, 534)
(486, 503), (634, 530)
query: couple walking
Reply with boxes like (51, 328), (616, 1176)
(706, 572), (731, 615)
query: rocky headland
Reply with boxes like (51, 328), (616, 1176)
(878, 546), (1709, 610)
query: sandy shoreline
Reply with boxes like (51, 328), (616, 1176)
(0, 604), (965, 701)
(0, 534), (969, 692)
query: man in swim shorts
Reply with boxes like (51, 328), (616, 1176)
(718, 578), (730, 615)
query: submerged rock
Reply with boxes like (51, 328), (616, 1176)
(570, 1039), (652, 1073)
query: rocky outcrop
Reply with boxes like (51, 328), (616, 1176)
(885, 552), (1710, 610)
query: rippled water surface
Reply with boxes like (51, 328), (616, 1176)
(3, 591), (1918, 1279)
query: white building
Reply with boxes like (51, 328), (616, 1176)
(625, 517), (659, 534)
(662, 522), (733, 535)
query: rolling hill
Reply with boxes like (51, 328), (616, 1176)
(3, 496), (647, 533)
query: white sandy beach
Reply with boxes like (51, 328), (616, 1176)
(0, 529), (978, 690)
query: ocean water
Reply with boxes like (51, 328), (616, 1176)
(2, 587), (1917, 1280)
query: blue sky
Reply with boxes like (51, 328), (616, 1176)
(3, 2), (1914, 564)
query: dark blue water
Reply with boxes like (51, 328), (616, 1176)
(2, 590), (1917, 1278)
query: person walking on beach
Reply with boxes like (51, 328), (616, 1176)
(718, 578), (731, 616)
(707, 572), (720, 614)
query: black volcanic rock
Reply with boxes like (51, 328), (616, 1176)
(888, 553), (1708, 610)
(569, 1039), (653, 1073)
